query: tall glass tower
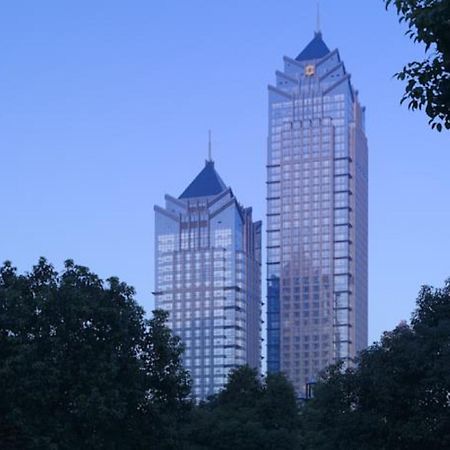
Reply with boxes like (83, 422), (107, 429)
(266, 31), (368, 395)
(154, 159), (262, 399)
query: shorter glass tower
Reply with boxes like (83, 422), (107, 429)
(154, 159), (262, 399)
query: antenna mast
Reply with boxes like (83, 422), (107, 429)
(208, 129), (212, 162)
(316, 1), (321, 34)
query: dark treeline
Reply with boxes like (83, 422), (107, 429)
(1, 259), (449, 449)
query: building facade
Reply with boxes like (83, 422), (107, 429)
(154, 159), (262, 399)
(266, 32), (368, 394)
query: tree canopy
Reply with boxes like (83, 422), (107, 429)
(0, 258), (190, 449)
(186, 366), (301, 450)
(384, 0), (450, 131)
(301, 279), (450, 449)
(1, 259), (449, 449)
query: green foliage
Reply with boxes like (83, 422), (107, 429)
(0, 259), (191, 449)
(186, 366), (301, 450)
(384, 0), (450, 131)
(141, 309), (192, 450)
(301, 278), (450, 450)
(2, 260), (449, 449)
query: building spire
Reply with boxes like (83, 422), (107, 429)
(208, 129), (213, 162)
(316, 1), (321, 34)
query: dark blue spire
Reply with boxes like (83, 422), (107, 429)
(179, 160), (227, 199)
(296, 32), (330, 61)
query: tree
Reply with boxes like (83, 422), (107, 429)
(384, 0), (450, 131)
(140, 309), (192, 450)
(300, 278), (450, 450)
(299, 363), (363, 450)
(258, 373), (301, 449)
(186, 366), (301, 450)
(0, 259), (191, 449)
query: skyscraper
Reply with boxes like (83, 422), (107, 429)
(154, 158), (262, 399)
(266, 31), (368, 394)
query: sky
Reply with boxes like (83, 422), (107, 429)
(1, 0), (449, 346)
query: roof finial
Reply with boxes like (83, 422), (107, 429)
(316, 1), (321, 34)
(208, 129), (212, 162)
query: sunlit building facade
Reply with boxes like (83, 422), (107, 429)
(154, 160), (262, 399)
(266, 32), (368, 395)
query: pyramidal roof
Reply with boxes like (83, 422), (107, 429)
(296, 32), (330, 61)
(179, 160), (227, 199)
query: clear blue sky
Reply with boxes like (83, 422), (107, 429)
(1, 0), (449, 345)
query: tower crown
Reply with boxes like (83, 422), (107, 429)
(295, 32), (330, 61)
(179, 160), (227, 199)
